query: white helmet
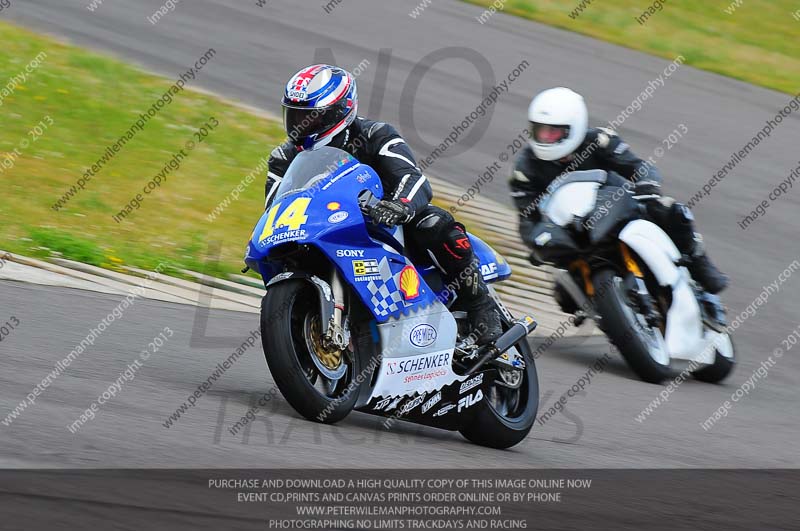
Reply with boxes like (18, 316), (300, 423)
(527, 87), (588, 161)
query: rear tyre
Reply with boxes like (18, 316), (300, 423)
(593, 269), (671, 384)
(261, 279), (359, 424)
(459, 333), (539, 449)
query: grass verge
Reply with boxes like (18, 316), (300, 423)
(463, 0), (799, 95)
(0, 21), (285, 278)
(0, 21), (505, 281)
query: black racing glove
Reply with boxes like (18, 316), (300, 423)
(370, 199), (414, 227)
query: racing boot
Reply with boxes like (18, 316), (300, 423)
(647, 199), (729, 295)
(689, 252), (729, 294)
(419, 212), (502, 345)
(684, 233), (728, 294)
(452, 261), (502, 346)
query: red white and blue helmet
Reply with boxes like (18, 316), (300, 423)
(282, 64), (358, 150)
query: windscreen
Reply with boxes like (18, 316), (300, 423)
(539, 169), (608, 213)
(273, 146), (357, 201)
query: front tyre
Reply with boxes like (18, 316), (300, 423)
(261, 279), (359, 424)
(692, 334), (735, 383)
(458, 339), (539, 449)
(592, 269), (672, 384)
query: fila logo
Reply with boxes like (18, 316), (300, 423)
(457, 389), (483, 413)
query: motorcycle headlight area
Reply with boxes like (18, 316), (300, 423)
(541, 181), (601, 226)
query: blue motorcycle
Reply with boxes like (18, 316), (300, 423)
(245, 147), (538, 448)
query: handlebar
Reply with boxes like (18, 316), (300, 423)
(357, 189), (381, 214)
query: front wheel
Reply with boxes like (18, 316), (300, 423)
(692, 334), (735, 383)
(458, 338), (539, 449)
(261, 279), (359, 423)
(592, 269), (672, 384)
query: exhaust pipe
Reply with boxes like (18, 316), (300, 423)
(465, 316), (537, 375)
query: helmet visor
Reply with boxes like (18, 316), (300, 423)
(530, 123), (571, 145)
(283, 101), (347, 144)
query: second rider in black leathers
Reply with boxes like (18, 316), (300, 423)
(510, 87), (728, 307)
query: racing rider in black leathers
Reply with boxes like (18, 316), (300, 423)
(510, 87), (728, 313)
(265, 64), (501, 344)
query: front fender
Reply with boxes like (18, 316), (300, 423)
(618, 219), (703, 360)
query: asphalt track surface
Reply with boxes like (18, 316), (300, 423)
(2, 0), (799, 469)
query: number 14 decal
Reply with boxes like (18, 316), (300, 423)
(258, 197), (311, 241)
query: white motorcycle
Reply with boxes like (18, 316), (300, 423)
(527, 169), (734, 384)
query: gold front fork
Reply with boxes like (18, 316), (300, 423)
(570, 259), (595, 297)
(620, 242), (644, 278)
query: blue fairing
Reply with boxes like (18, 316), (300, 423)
(244, 147), (512, 322)
(470, 233), (512, 283)
(245, 149), (438, 322)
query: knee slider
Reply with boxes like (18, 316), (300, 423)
(445, 223), (472, 260)
(414, 210), (456, 242)
(413, 208), (473, 265)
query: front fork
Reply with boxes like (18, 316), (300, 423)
(560, 244), (659, 326)
(619, 243), (662, 328)
(325, 267), (350, 351)
(555, 266), (598, 323)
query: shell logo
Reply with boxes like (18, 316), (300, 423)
(327, 202), (341, 211)
(398, 266), (420, 300)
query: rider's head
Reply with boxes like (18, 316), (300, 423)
(282, 64), (358, 151)
(527, 87), (588, 161)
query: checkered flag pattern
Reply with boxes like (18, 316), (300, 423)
(366, 257), (406, 317)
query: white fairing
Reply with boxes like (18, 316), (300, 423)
(619, 219), (681, 282)
(707, 330), (735, 360)
(619, 220), (706, 361)
(365, 305), (467, 407)
(541, 182), (601, 226)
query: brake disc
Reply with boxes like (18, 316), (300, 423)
(304, 315), (348, 380)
